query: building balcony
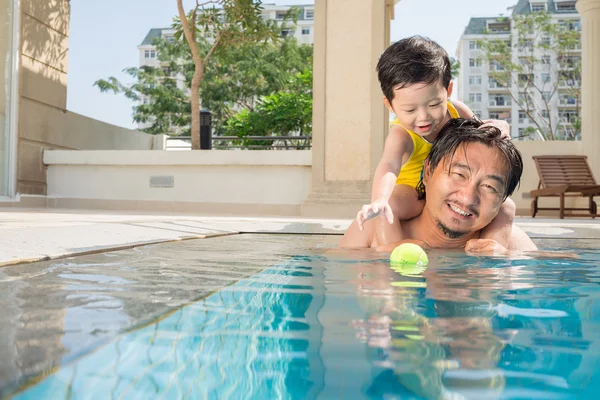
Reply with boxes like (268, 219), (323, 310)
(489, 100), (512, 108)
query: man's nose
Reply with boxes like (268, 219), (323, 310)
(456, 181), (480, 207)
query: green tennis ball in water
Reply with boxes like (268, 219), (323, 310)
(389, 243), (429, 266)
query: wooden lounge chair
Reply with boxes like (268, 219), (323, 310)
(530, 155), (600, 218)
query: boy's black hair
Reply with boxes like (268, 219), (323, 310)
(416, 118), (523, 201)
(377, 35), (452, 103)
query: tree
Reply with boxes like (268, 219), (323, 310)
(176, 0), (287, 149)
(95, 2), (310, 144)
(220, 69), (312, 149)
(95, 35), (312, 137)
(476, 12), (581, 140)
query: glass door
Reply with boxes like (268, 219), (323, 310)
(0, 0), (17, 197)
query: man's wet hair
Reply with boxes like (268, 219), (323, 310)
(376, 35), (452, 103)
(416, 118), (523, 201)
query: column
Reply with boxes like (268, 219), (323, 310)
(577, 0), (600, 177)
(301, 0), (398, 217)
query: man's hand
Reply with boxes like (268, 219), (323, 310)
(481, 119), (511, 140)
(465, 238), (508, 255)
(356, 199), (394, 231)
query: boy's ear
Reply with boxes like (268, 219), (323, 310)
(383, 96), (394, 113)
(447, 81), (454, 98)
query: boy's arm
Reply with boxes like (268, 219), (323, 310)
(357, 126), (412, 228)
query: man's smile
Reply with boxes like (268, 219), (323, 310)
(446, 202), (478, 219)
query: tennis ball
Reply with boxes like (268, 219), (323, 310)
(389, 243), (428, 266)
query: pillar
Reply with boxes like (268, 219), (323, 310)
(577, 0), (600, 177)
(301, 0), (398, 217)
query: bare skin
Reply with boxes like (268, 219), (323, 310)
(341, 142), (538, 253)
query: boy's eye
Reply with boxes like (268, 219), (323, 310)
(404, 109), (416, 113)
(429, 102), (442, 107)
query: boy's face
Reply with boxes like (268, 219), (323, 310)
(385, 81), (453, 138)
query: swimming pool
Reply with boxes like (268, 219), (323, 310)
(4, 234), (600, 399)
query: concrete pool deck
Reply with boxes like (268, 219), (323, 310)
(1, 208), (600, 267)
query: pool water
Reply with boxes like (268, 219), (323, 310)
(11, 246), (600, 399)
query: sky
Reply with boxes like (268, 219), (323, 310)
(67, 0), (518, 130)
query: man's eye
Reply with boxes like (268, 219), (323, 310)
(483, 184), (499, 193)
(453, 172), (466, 179)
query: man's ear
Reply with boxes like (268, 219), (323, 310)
(447, 81), (454, 98)
(422, 161), (432, 186)
(383, 96), (394, 113)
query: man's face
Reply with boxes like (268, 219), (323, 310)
(384, 81), (452, 138)
(423, 142), (507, 238)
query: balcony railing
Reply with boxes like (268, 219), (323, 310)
(165, 135), (312, 150)
(489, 99), (512, 107)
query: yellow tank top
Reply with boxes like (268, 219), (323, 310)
(394, 101), (460, 188)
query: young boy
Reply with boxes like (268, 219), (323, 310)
(356, 36), (515, 248)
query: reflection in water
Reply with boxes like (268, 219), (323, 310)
(9, 244), (600, 399)
(354, 255), (600, 399)
(14, 259), (326, 399)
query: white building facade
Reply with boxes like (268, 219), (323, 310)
(456, 0), (580, 140)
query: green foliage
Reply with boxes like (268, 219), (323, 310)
(476, 11), (581, 140)
(220, 69), (312, 149)
(450, 57), (461, 80)
(95, 1), (312, 140)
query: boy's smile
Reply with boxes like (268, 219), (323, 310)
(385, 81), (453, 140)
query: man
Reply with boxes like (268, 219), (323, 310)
(340, 118), (537, 253)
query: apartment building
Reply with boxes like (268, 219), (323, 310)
(456, 0), (580, 140)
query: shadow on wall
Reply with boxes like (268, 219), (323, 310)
(20, 0), (70, 108)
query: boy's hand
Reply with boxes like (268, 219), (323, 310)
(356, 200), (394, 231)
(480, 119), (511, 140)
(465, 238), (508, 255)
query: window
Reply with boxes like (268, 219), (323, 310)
(276, 12), (286, 20)
(556, 3), (577, 12)
(469, 58), (481, 67)
(472, 110), (482, 118)
(541, 110), (549, 118)
(542, 91), (552, 101)
(560, 94), (577, 105)
(469, 76), (482, 85)
(280, 29), (293, 38)
(542, 55), (551, 64)
(489, 78), (507, 88)
(144, 50), (150, 58)
(469, 41), (481, 50)
(541, 36), (551, 46)
(531, 3), (546, 12)
(302, 28), (310, 35)
(305, 9), (314, 19)
(541, 73), (551, 83)
(490, 60), (505, 71)
(490, 95), (511, 106)
(489, 112), (500, 119)
(559, 110), (578, 123)
(559, 19), (581, 31)
(469, 93), (482, 103)
(150, 50), (156, 58)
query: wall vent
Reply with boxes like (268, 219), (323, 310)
(149, 176), (175, 188)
